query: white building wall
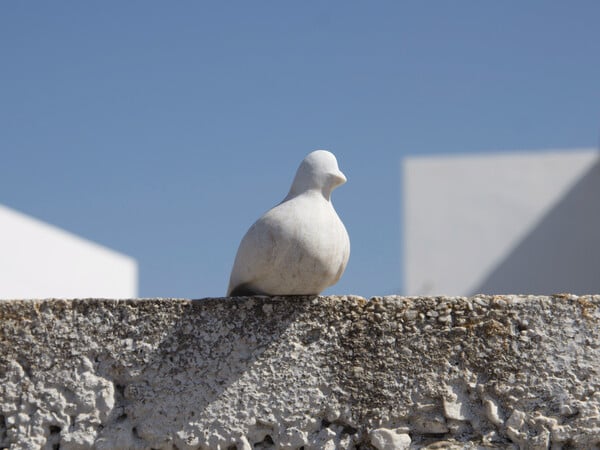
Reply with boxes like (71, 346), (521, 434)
(0, 204), (137, 299)
(403, 148), (600, 296)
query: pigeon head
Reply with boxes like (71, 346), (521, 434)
(287, 150), (346, 200)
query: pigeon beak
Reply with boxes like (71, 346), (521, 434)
(332, 170), (347, 187)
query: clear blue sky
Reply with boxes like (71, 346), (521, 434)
(2, 2), (599, 298)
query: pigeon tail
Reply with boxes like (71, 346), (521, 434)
(229, 283), (265, 297)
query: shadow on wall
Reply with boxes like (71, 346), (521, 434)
(472, 158), (600, 295)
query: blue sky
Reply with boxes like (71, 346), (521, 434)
(2, 2), (599, 298)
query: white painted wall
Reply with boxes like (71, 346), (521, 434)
(403, 149), (600, 296)
(0, 204), (137, 299)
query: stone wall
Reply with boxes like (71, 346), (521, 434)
(1, 295), (599, 449)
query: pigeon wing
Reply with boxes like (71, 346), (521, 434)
(227, 215), (279, 296)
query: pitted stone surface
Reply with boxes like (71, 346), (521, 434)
(0, 295), (599, 449)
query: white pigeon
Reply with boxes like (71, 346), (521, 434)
(227, 150), (350, 296)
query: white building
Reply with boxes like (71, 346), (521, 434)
(403, 148), (600, 296)
(0, 204), (137, 299)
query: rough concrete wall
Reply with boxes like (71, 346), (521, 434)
(0, 295), (599, 450)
